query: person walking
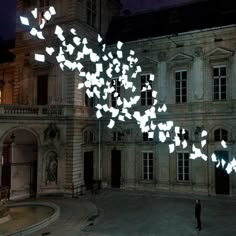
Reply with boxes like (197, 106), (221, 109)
(195, 199), (202, 231)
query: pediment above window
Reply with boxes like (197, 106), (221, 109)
(205, 47), (233, 58)
(167, 53), (193, 63)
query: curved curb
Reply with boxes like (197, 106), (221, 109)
(2, 202), (60, 236)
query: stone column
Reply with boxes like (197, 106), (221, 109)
(157, 52), (167, 103)
(192, 47), (204, 101)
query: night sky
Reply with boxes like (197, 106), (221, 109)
(0, 0), (200, 41)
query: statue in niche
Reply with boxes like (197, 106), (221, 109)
(46, 151), (58, 185)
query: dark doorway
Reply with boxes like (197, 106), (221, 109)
(215, 151), (229, 194)
(29, 161), (37, 197)
(84, 152), (93, 189)
(37, 75), (48, 105)
(1, 145), (11, 187)
(111, 150), (121, 188)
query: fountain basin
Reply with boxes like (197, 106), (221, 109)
(0, 202), (59, 236)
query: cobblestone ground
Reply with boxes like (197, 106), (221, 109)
(78, 190), (236, 236)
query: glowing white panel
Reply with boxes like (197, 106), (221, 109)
(44, 11), (51, 21)
(221, 140), (227, 148)
(96, 110), (102, 119)
(194, 147), (202, 157)
(82, 38), (88, 44)
(55, 25), (63, 35)
(149, 74), (154, 81)
(77, 62), (83, 71)
(37, 31), (45, 39)
(159, 131), (166, 143)
(201, 140), (206, 148)
(90, 52), (99, 62)
(31, 8), (37, 18)
(111, 108), (119, 118)
(130, 50), (135, 55)
(201, 130), (207, 137)
(49, 6), (56, 15)
(148, 132), (154, 139)
(35, 54), (45, 62)
(102, 55), (108, 61)
(117, 41), (123, 49)
(162, 104), (167, 112)
(153, 99), (158, 106)
(58, 34), (65, 41)
(132, 86), (136, 92)
(70, 28), (76, 35)
(64, 60), (73, 69)
(59, 63), (64, 71)
(108, 52), (113, 59)
(73, 37), (81, 46)
(125, 112), (132, 119)
(167, 121), (174, 129)
(174, 136), (180, 146)
(201, 154), (208, 161)
(117, 97), (123, 106)
(30, 28), (38, 36)
(115, 65), (120, 73)
(182, 140), (187, 149)
(84, 80), (91, 88)
(190, 153), (197, 160)
(39, 18), (46, 29)
(221, 159), (226, 167)
(226, 164), (233, 174)
(83, 45), (90, 55)
(118, 115), (125, 121)
(102, 44), (106, 51)
(230, 158), (236, 167)
(56, 54), (65, 63)
(107, 119), (115, 129)
(95, 104), (102, 110)
(136, 66), (141, 73)
(96, 63), (103, 73)
(97, 34), (102, 43)
(66, 44), (75, 55)
(76, 52), (84, 60)
(169, 144), (175, 153)
(78, 83), (84, 89)
(20, 16), (29, 26)
(152, 91), (158, 98)
(46, 47), (54, 55)
(166, 132), (170, 138)
(175, 126), (180, 134)
(151, 122), (156, 131)
(103, 104), (109, 112)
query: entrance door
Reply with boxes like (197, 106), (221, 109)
(111, 150), (121, 188)
(37, 75), (48, 105)
(1, 145), (11, 187)
(215, 151), (229, 194)
(84, 152), (93, 189)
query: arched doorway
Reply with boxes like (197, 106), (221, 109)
(1, 129), (38, 199)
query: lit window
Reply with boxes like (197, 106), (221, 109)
(214, 128), (228, 142)
(86, 0), (96, 28)
(177, 152), (190, 181)
(175, 70), (187, 103)
(111, 78), (121, 107)
(213, 66), (227, 101)
(143, 152), (153, 180)
(141, 74), (152, 106)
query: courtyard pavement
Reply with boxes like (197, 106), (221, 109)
(19, 190), (236, 236)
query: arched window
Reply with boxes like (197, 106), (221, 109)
(214, 129), (228, 142)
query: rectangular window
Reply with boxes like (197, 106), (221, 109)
(177, 152), (190, 181)
(87, 0), (96, 28)
(85, 91), (94, 107)
(111, 78), (121, 107)
(141, 74), (152, 106)
(175, 70), (187, 103)
(213, 66), (227, 101)
(143, 152), (153, 180)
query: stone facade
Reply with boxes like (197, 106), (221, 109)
(0, 0), (236, 199)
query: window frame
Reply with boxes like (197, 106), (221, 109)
(175, 69), (187, 104)
(213, 65), (227, 101)
(86, 0), (97, 28)
(177, 152), (190, 182)
(140, 74), (152, 106)
(214, 128), (228, 142)
(142, 151), (154, 181)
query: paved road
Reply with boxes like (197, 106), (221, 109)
(79, 190), (236, 236)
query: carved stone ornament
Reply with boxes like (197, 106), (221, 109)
(44, 123), (60, 141)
